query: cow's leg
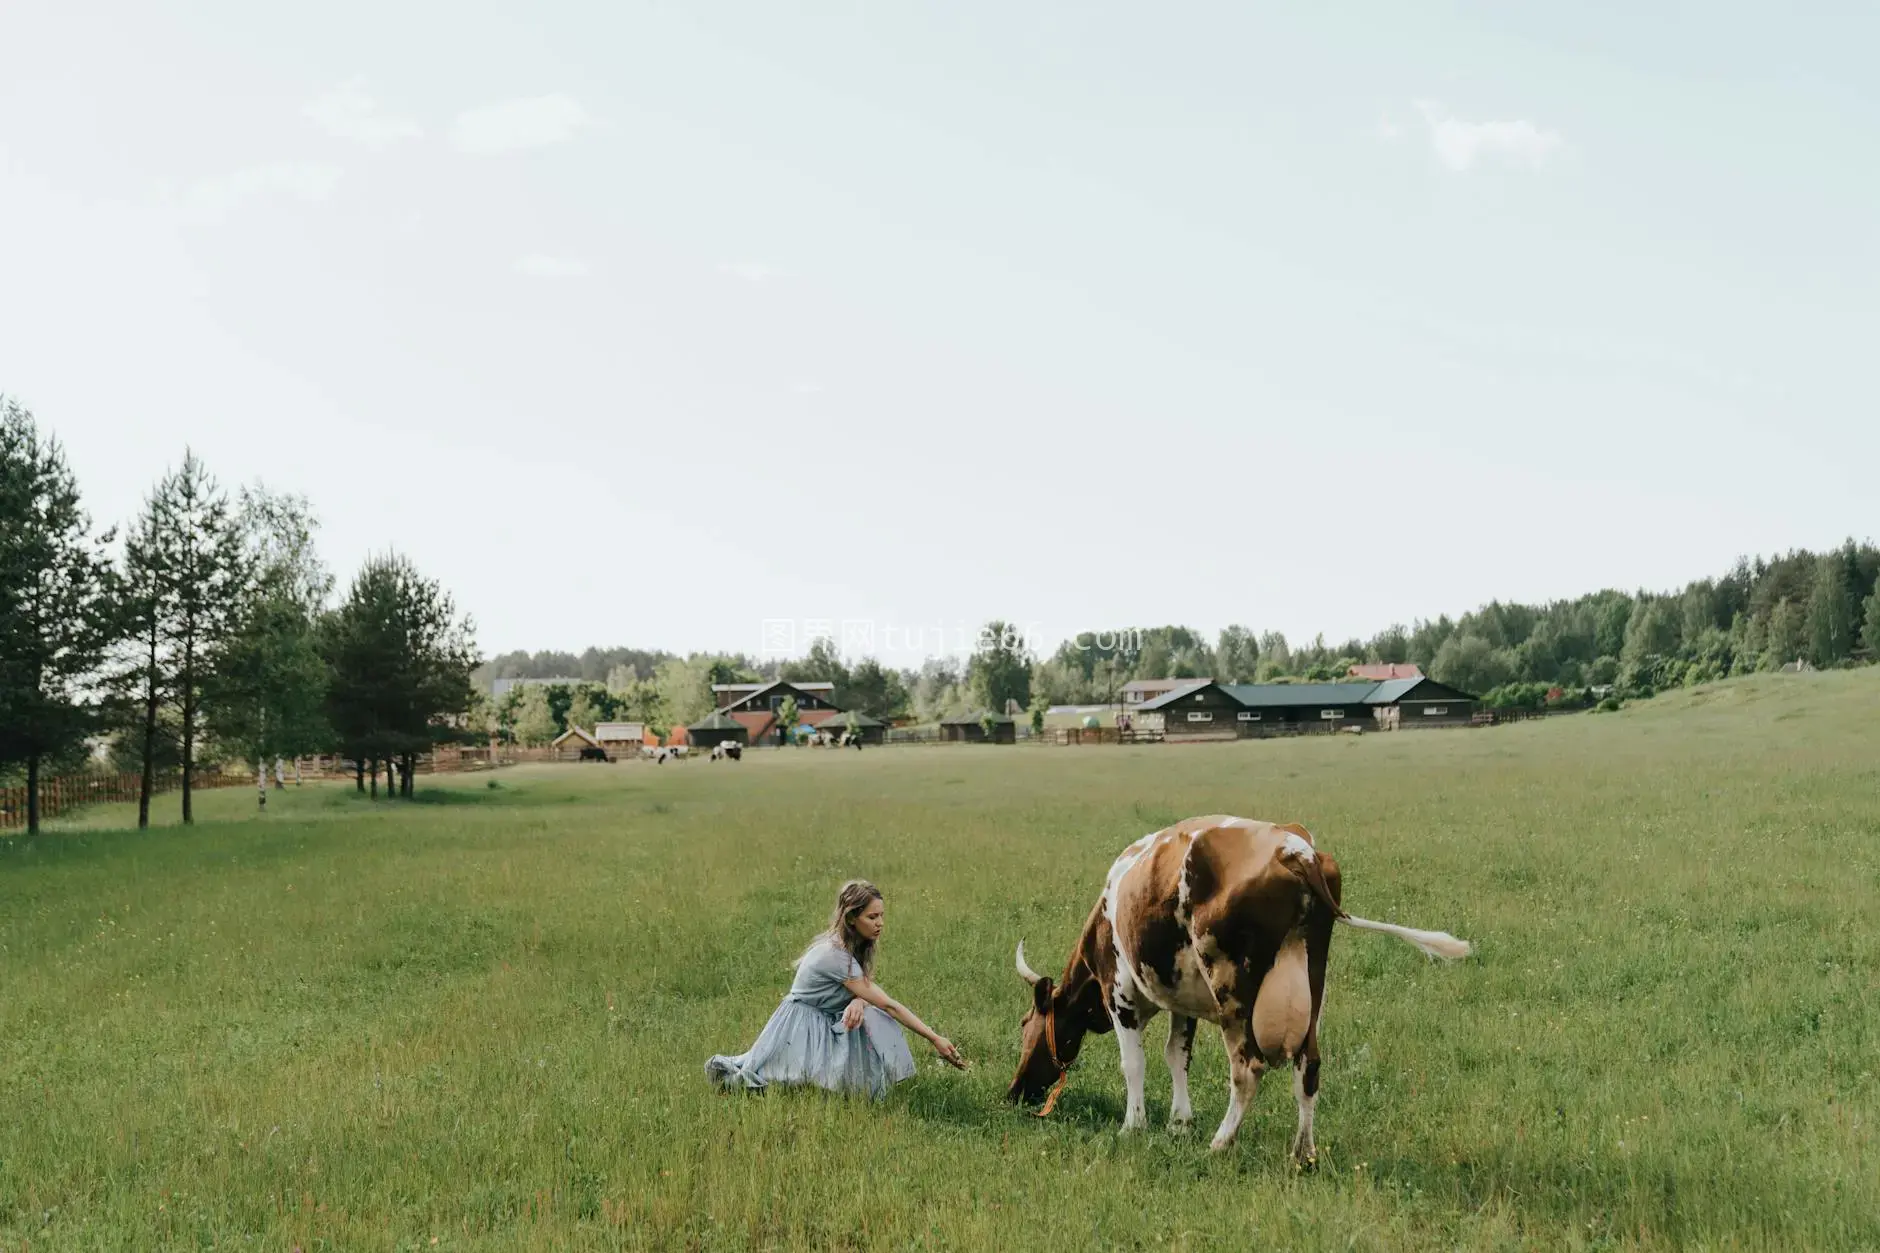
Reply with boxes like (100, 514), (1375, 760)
(1210, 1018), (1264, 1152)
(1290, 1052), (1320, 1168)
(1164, 1013), (1197, 1129)
(1111, 981), (1157, 1132)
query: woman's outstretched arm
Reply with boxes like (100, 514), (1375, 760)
(842, 976), (963, 1065)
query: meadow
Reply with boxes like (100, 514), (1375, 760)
(3, 672), (1878, 1251)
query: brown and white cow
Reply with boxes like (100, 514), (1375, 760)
(1007, 815), (1470, 1163)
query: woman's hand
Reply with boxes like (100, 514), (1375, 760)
(842, 999), (867, 1031)
(932, 1036), (964, 1067)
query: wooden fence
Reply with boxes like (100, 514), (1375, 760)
(1, 769), (251, 831)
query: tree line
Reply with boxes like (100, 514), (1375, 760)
(490, 544), (1880, 744)
(1, 397), (479, 833)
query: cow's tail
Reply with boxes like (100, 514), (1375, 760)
(1337, 914), (1472, 961)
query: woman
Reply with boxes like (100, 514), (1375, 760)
(706, 880), (964, 1100)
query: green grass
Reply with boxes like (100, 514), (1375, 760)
(4, 671), (1878, 1251)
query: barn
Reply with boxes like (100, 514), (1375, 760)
(713, 679), (848, 747)
(1138, 677), (1478, 737)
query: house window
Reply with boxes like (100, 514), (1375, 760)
(1237, 712), (1260, 721)
(1186, 711), (1213, 722)
(1194, 693), (1206, 701)
(1319, 709), (1343, 720)
(1422, 705), (1449, 716)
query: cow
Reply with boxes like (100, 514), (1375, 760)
(577, 746), (611, 763)
(709, 742), (743, 762)
(1006, 815), (1470, 1166)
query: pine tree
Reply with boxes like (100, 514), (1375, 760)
(152, 453), (244, 823)
(323, 553), (478, 795)
(110, 488), (177, 828)
(0, 398), (114, 833)
(1862, 588), (1880, 657)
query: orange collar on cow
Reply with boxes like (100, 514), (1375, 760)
(1032, 999), (1071, 1118)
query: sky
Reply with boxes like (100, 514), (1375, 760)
(3, 1), (1876, 668)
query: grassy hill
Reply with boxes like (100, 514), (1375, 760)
(4, 670), (1877, 1250)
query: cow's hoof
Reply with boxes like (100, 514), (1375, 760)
(1291, 1147), (1319, 1173)
(1168, 1116), (1194, 1136)
(1208, 1135), (1235, 1153)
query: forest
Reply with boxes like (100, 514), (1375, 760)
(481, 543), (1880, 740)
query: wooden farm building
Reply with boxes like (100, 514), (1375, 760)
(593, 722), (646, 753)
(940, 711), (1017, 744)
(711, 679), (849, 747)
(550, 726), (602, 759)
(1139, 677), (1477, 741)
(827, 711), (887, 746)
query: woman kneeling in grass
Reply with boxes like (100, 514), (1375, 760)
(706, 880), (965, 1099)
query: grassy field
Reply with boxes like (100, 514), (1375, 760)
(4, 672), (1878, 1251)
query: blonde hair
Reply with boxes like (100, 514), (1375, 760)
(799, 879), (883, 977)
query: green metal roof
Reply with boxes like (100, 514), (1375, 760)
(834, 711), (885, 728)
(687, 710), (745, 731)
(1222, 683), (1381, 707)
(1365, 677), (1476, 703)
(1138, 677), (1478, 712)
(940, 709), (1015, 725)
(1133, 682), (1215, 711)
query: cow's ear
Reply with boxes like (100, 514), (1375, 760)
(1032, 977), (1055, 1014)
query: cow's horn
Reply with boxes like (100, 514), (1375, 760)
(1015, 941), (1044, 986)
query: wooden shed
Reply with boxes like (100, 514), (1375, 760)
(940, 711), (1016, 744)
(686, 710), (749, 749)
(827, 711), (887, 746)
(550, 726), (602, 760)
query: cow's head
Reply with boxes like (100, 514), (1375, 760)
(1006, 941), (1067, 1105)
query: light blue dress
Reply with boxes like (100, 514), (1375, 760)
(706, 938), (917, 1100)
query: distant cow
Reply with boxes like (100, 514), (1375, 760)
(1007, 815), (1471, 1165)
(709, 742), (743, 762)
(577, 746), (611, 762)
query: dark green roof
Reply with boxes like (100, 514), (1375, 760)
(688, 710), (745, 731)
(1138, 677), (1479, 713)
(832, 710), (885, 727)
(1223, 682), (1381, 707)
(1365, 677), (1475, 703)
(941, 709), (1015, 725)
(1133, 681), (1214, 711)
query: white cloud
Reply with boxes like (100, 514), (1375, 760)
(717, 261), (779, 283)
(182, 161), (343, 219)
(1410, 100), (1563, 172)
(790, 380), (824, 395)
(513, 254), (591, 278)
(1376, 112), (1403, 142)
(303, 79), (423, 149)
(449, 94), (593, 154)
